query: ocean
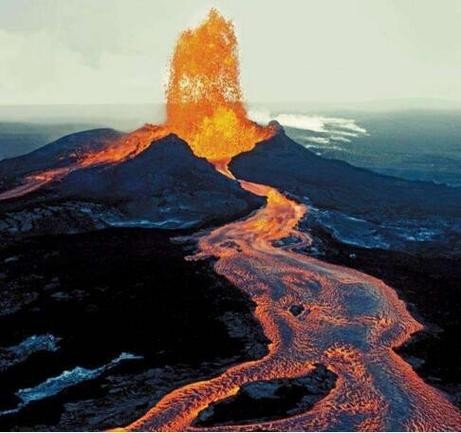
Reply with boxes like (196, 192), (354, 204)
(249, 109), (461, 187)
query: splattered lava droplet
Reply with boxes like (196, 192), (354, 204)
(165, 9), (273, 167)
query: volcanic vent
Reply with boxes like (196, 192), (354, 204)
(1, 7), (461, 433)
(165, 9), (273, 167)
(0, 9), (274, 236)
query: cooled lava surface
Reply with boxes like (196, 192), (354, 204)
(0, 8), (460, 432)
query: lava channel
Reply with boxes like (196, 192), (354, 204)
(123, 178), (461, 431)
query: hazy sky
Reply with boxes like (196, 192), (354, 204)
(1, 0), (460, 105)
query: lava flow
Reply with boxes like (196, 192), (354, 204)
(1, 8), (461, 431)
(0, 9), (271, 201)
(121, 9), (461, 432)
(124, 178), (461, 431)
(0, 124), (168, 200)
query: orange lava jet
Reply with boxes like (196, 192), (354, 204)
(165, 8), (273, 167)
(1, 8), (461, 431)
(0, 9), (271, 200)
(119, 9), (460, 432)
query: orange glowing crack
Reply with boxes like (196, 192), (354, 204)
(0, 124), (168, 200)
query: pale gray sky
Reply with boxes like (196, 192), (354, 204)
(1, 0), (460, 106)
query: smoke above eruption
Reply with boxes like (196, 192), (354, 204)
(165, 9), (273, 166)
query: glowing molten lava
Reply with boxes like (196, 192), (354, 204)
(1, 7), (461, 431)
(117, 12), (461, 431)
(0, 124), (168, 201)
(0, 9), (272, 201)
(165, 9), (273, 166)
(124, 181), (461, 431)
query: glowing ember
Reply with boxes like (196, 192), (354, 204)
(165, 9), (273, 166)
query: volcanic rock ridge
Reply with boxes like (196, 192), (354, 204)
(0, 130), (264, 242)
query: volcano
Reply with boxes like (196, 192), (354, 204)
(0, 9), (272, 239)
(1, 8), (461, 433)
(0, 129), (263, 239)
(231, 124), (461, 220)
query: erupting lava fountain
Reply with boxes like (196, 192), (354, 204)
(122, 9), (461, 433)
(2, 8), (461, 432)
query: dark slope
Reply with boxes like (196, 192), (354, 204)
(0, 129), (123, 191)
(230, 127), (461, 220)
(0, 132), (263, 239)
(50, 133), (263, 224)
(0, 122), (106, 161)
(0, 228), (268, 430)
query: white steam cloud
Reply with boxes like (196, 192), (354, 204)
(248, 110), (368, 150)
